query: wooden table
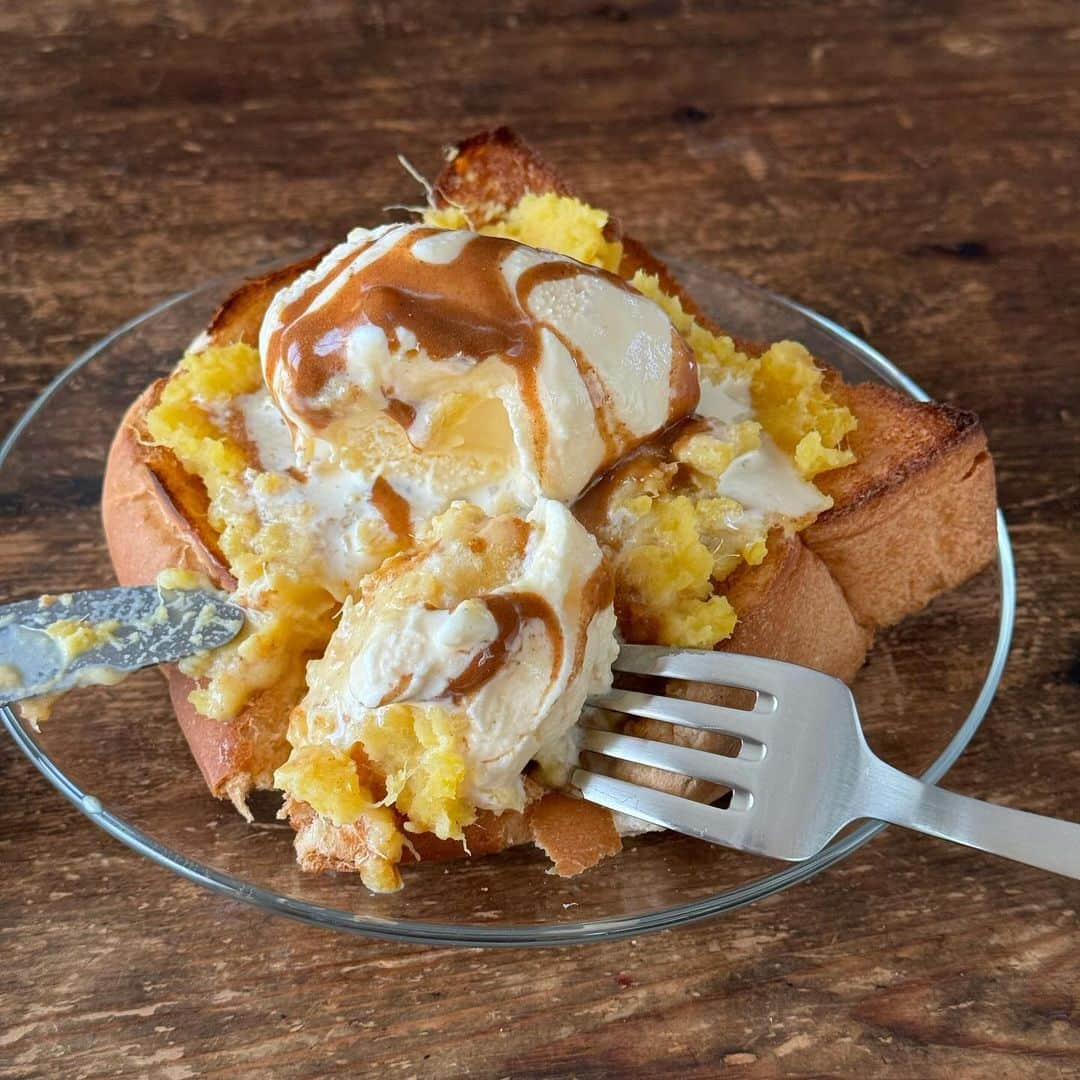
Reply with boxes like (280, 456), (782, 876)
(2, 2), (1077, 1076)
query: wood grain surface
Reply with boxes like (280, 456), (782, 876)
(1, 2), (1078, 1077)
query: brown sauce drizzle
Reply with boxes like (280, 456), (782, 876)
(580, 562), (616, 620)
(265, 244), (368, 405)
(370, 476), (412, 541)
(668, 327), (700, 416)
(262, 226), (700, 483)
(445, 591), (564, 699)
(570, 562), (616, 678)
(383, 396), (416, 432)
(572, 414), (711, 535)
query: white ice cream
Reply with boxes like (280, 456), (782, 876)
(259, 223), (695, 510)
(317, 498), (618, 815)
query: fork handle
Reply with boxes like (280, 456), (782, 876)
(869, 765), (1080, 880)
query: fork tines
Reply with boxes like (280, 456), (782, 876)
(578, 728), (758, 791)
(611, 643), (786, 694)
(586, 688), (771, 747)
(571, 769), (756, 850)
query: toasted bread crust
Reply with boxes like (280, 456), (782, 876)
(102, 267), (314, 809)
(405, 809), (535, 863)
(206, 253), (325, 349)
(806, 382), (997, 626)
(723, 536), (873, 682)
(526, 793), (622, 877)
(103, 386), (233, 593)
(288, 786), (619, 879)
(436, 127), (570, 224)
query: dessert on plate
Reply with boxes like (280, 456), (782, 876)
(101, 129), (997, 890)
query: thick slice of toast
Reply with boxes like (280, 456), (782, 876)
(102, 127), (996, 879)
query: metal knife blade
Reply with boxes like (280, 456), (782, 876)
(0, 584), (245, 706)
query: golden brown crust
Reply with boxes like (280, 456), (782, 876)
(205, 253), (325, 349)
(404, 791), (621, 877)
(806, 382), (997, 626)
(102, 386), (233, 592)
(814, 379), (984, 526)
(435, 127), (570, 225)
(164, 668), (297, 814)
(405, 809), (534, 863)
(287, 785), (619, 882)
(722, 536), (873, 683)
(526, 793), (622, 877)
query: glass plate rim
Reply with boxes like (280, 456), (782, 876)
(0, 267), (1017, 948)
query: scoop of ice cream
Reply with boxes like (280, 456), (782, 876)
(277, 498), (618, 839)
(259, 223), (698, 509)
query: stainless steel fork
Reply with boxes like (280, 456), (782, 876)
(575, 645), (1080, 879)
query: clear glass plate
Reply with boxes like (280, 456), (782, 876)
(0, 257), (1015, 947)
